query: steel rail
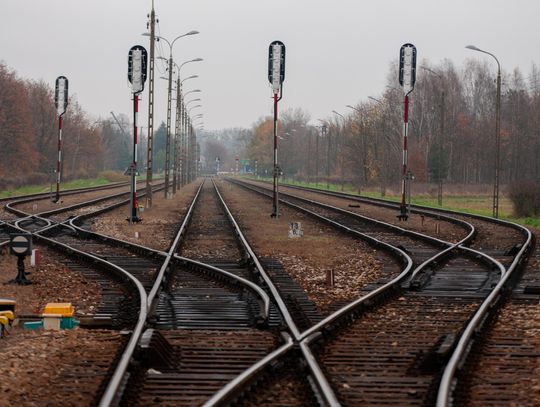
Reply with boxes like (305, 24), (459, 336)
(146, 180), (205, 310)
(4, 181), (164, 219)
(14, 215), (53, 232)
(174, 255), (270, 321)
(27, 230), (149, 407)
(436, 220), (532, 407)
(223, 178), (513, 406)
(0, 180), (128, 205)
(212, 178), (364, 406)
(300, 332), (342, 407)
(250, 179), (472, 229)
(212, 178), (302, 340)
(233, 179), (475, 247)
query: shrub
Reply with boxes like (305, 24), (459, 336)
(508, 180), (540, 217)
(98, 170), (126, 182)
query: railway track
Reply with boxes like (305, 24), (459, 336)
(4, 175), (535, 405)
(238, 179), (538, 406)
(119, 179), (323, 406)
(2, 180), (167, 403)
(226, 178), (532, 405)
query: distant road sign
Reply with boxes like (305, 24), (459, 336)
(128, 45), (148, 94)
(9, 233), (32, 256)
(399, 43), (417, 95)
(124, 164), (140, 176)
(268, 41), (285, 94)
(55, 76), (68, 116)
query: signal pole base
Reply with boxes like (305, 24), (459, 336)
(397, 205), (409, 221)
(270, 208), (279, 218)
(9, 256), (32, 285)
(126, 216), (142, 224)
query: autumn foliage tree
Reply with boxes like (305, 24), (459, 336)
(0, 62), (142, 189)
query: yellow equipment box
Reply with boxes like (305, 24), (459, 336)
(0, 311), (15, 322)
(43, 303), (74, 317)
(0, 316), (8, 326)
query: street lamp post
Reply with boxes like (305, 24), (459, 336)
(421, 66), (445, 206)
(318, 119), (330, 189)
(146, 30), (199, 198)
(189, 112), (203, 182)
(332, 110), (346, 191)
(368, 96), (388, 196)
(466, 45), (502, 218)
(172, 73), (200, 193)
(180, 90), (201, 185)
(347, 104), (366, 194)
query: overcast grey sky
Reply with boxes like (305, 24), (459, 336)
(1, 0), (539, 131)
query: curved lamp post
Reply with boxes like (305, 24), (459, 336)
(466, 45), (501, 218)
(332, 111), (346, 191)
(346, 104), (361, 113)
(143, 30), (199, 198)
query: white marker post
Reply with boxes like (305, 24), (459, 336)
(398, 43), (417, 221)
(268, 40), (285, 218)
(54, 76), (68, 203)
(127, 45), (148, 224)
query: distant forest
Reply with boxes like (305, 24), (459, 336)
(0, 63), (170, 190)
(244, 59), (540, 192)
(3, 59), (540, 198)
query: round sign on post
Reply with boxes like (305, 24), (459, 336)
(9, 234), (32, 256)
(9, 233), (32, 285)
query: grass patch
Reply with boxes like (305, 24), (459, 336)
(0, 176), (116, 199)
(247, 176), (540, 228)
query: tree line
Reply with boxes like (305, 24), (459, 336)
(243, 59), (540, 198)
(0, 63), (172, 190)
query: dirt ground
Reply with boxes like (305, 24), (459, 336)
(0, 245), (109, 407)
(216, 179), (387, 312)
(0, 245), (101, 316)
(91, 182), (201, 251)
(245, 178), (468, 244)
(0, 328), (123, 407)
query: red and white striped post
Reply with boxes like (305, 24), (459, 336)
(400, 94), (410, 218)
(130, 94), (140, 222)
(127, 45), (148, 224)
(398, 43), (417, 221)
(53, 76), (68, 203)
(268, 40), (285, 218)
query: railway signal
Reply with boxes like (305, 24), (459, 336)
(397, 43), (417, 221)
(53, 76), (68, 203)
(268, 40), (285, 218)
(127, 45), (148, 224)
